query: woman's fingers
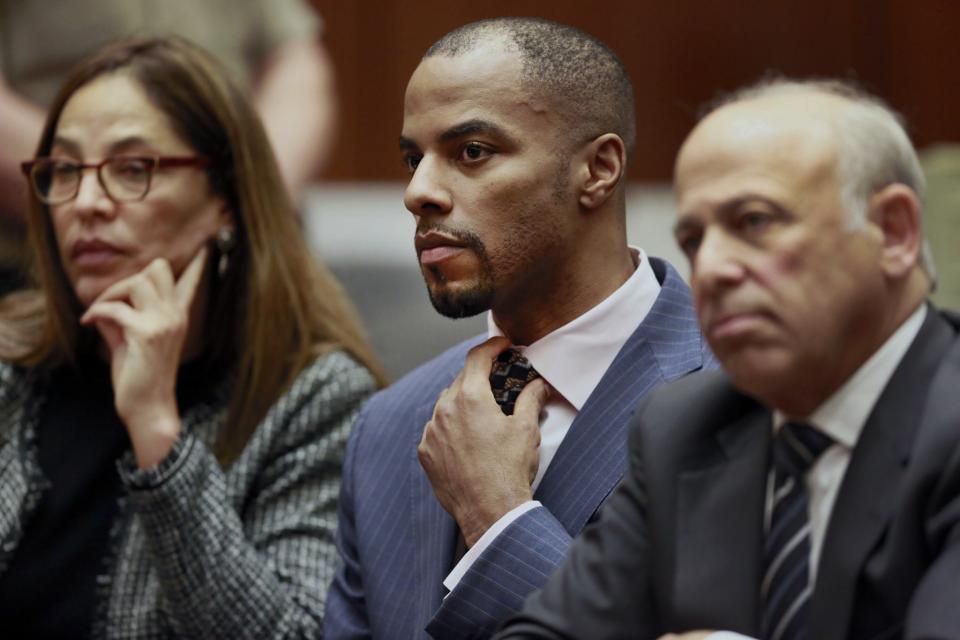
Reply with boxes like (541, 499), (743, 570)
(80, 249), (208, 324)
(143, 257), (176, 298)
(81, 299), (140, 330)
(75, 249), (211, 471)
(90, 318), (125, 355)
(81, 261), (165, 316)
(174, 246), (208, 309)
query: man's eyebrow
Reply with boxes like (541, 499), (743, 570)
(399, 119), (513, 152)
(673, 216), (701, 237)
(439, 119), (509, 143)
(716, 195), (789, 219)
(673, 195), (790, 235)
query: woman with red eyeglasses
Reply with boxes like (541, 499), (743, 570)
(0, 36), (384, 638)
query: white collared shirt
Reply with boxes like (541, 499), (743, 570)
(443, 248), (661, 592)
(773, 303), (926, 580)
(713, 303), (927, 640)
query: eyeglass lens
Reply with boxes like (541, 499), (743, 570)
(31, 158), (154, 204)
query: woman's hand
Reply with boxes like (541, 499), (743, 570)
(81, 248), (208, 469)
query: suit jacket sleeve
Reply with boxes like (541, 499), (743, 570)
(495, 410), (660, 640)
(426, 505), (574, 639)
(119, 351), (375, 639)
(322, 398), (374, 639)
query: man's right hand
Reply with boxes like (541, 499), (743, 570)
(418, 336), (550, 547)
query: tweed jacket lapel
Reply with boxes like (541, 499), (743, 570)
(0, 367), (46, 577)
(534, 258), (711, 534)
(0, 424), (31, 574)
(810, 307), (957, 640)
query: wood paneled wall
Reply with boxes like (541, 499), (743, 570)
(311, 0), (960, 181)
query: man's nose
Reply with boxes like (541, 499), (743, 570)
(403, 156), (452, 218)
(690, 227), (746, 293)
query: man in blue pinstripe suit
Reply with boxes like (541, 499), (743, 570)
(324, 17), (715, 639)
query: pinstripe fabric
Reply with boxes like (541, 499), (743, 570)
(326, 258), (717, 640)
(762, 423), (833, 640)
(326, 336), (482, 639)
(0, 350), (376, 639)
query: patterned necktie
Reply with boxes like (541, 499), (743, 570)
(489, 348), (540, 416)
(762, 421), (833, 640)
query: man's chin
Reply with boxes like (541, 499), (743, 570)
(723, 347), (798, 403)
(426, 286), (492, 319)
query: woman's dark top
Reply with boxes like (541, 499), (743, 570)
(0, 355), (212, 638)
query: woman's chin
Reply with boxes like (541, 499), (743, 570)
(72, 278), (112, 311)
(69, 261), (143, 310)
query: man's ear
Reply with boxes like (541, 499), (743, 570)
(868, 183), (922, 279)
(577, 133), (627, 210)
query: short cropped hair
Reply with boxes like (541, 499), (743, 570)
(425, 17), (637, 158)
(702, 76), (935, 283)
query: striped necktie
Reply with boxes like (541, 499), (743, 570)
(489, 348), (540, 416)
(762, 421), (833, 640)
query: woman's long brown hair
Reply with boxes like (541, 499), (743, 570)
(7, 36), (385, 465)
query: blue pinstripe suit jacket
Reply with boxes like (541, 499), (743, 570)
(325, 258), (716, 639)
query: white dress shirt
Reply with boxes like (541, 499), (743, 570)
(443, 248), (661, 592)
(710, 304), (926, 640)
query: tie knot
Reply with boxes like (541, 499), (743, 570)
(489, 348), (540, 416)
(772, 421), (833, 478)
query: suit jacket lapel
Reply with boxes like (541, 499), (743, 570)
(410, 378), (460, 633)
(672, 407), (768, 633)
(810, 307), (957, 640)
(535, 259), (710, 534)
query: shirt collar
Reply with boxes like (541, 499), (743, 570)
(774, 304), (927, 449)
(487, 248), (661, 410)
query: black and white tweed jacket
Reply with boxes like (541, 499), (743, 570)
(0, 349), (376, 639)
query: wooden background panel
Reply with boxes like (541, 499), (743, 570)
(883, 0), (960, 144)
(311, 0), (960, 181)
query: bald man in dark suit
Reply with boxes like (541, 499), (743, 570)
(497, 78), (960, 640)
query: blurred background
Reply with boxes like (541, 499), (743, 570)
(305, 0), (960, 379)
(312, 0), (959, 183)
(3, 1), (958, 379)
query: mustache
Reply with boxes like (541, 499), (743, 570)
(415, 223), (485, 253)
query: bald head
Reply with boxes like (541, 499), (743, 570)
(697, 78), (934, 281)
(677, 90), (843, 200)
(674, 80), (930, 413)
(424, 17), (636, 157)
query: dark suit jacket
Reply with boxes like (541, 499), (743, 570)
(498, 306), (960, 640)
(324, 258), (717, 639)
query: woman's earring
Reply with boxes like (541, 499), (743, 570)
(216, 227), (236, 278)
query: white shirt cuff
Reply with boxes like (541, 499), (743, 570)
(706, 633), (756, 640)
(442, 500), (542, 592)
